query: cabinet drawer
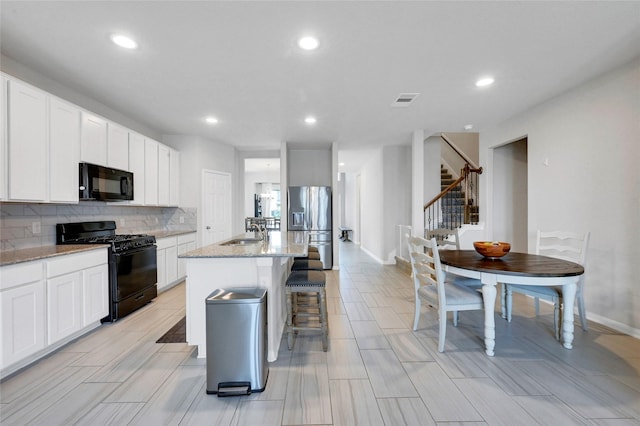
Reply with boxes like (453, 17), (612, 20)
(46, 249), (107, 278)
(177, 233), (196, 245)
(156, 236), (177, 250)
(0, 261), (43, 291)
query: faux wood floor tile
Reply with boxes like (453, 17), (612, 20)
(282, 352), (331, 425)
(511, 395), (587, 425)
(403, 362), (483, 422)
(383, 329), (433, 362)
(515, 360), (631, 419)
(128, 365), (205, 425)
(104, 352), (191, 402)
(329, 379), (384, 426)
(343, 301), (374, 321)
(377, 397), (436, 425)
(369, 306), (407, 329)
(85, 340), (164, 383)
(178, 382), (238, 426)
(455, 377), (538, 425)
(0, 366), (99, 424)
(327, 314), (354, 339)
(360, 349), (418, 397)
(75, 402), (144, 425)
(350, 320), (391, 350)
(0, 351), (85, 403)
(70, 331), (146, 367)
(232, 400), (284, 426)
(326, 339), (367, 380)
(28, 382), (121, 425)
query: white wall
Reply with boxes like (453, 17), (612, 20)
(492, 138), (528, 252)
(358, 145), (411, 263)
(162, 134), (239, 236)
(481, 58), (640, 336)
(287, 148), (332, 186)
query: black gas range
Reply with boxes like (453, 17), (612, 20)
(56, 221), (158, 322)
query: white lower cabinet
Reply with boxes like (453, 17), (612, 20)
(47, 271), (82, 345)
(82, 264), (109, 325)
(0, 262), (46, 369)
(0, 248), (108, 377)
(157, 233), (195, 292)
(177, 233), (197, 278)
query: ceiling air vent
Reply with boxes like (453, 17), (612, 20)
(391, 93), (420, 107)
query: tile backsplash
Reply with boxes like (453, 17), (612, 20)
(0, 202), (197, 251)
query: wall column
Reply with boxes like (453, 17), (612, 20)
(411, 130), (425, 236)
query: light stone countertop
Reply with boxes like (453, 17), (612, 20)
(180, 231), (307, 258)
(0, 244), (109, 267)
(148, 229), (197, 239)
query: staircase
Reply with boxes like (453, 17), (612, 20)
(439, 165), (479, 228)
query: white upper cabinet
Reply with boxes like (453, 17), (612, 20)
(7, 79), (48, 201)
(49, 97), (80, 203)
(80, 112), (107, 166)
(169, 148), (180, 206)
(158, 143), (170, 206)
(107, 123), (129, 171)
(144, 138), (159, 205)
(128, 132), (145, 205)
(0, 75), (6, 200)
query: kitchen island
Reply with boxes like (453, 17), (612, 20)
(179, 231), (307, 361)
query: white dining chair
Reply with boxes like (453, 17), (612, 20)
(505, 230), (590, 340)
(427, 228), (481, 289)
(407, 235), (484, 352)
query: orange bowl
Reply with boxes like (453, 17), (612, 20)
(473, 241), (511, 258)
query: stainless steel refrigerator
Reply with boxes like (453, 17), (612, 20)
(288, 186), (332, 269)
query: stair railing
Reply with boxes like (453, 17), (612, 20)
(424, 143), (482, 235)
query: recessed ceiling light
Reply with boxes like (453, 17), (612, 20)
(304, 116), (317, 125)
(339, 162), (345, 166)
(298, 36), (319, 50)
(111, 34), (138, 49)
(205, 116), (218, 124)
(464, 124), (474, 131)
(475, 77), (495, 87)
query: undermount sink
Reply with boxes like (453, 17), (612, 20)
(220, 238), (262, 246)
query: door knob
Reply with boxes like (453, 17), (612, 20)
(206, 226), (211, 230)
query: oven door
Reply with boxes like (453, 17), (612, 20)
(114, 245), (158, 302)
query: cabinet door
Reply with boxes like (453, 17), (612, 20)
(82, 264), (108, 325)
(0, 280), (46, 368)
(166, 245), (178, 285)
(128, 132), (145, 205)
(107, 123), (129, 171)
(47, 272), (82, 344)
(169, 148), (180, 206)
(80, 111), (107, 166)
(7, 79), (47, 201)
(144, 139), (158, 205)
(158, 143), (170, 206)
(0, 75), (7, 200)
(49, 98), (80, 203)
(156, 248), (166, 290)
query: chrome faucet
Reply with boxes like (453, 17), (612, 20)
(250, 223), (268, 241)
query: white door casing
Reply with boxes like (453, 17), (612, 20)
(202, 170), (232, 247)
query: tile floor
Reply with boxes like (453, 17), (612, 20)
(1, 242), (639, 425)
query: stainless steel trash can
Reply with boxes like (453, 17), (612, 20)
(205, 287), (268, 396)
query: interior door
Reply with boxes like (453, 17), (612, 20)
(202, 170), (232, 246)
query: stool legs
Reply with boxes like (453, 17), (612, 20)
(286, 286), (328, 351)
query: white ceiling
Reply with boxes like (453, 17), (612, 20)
(2, 1), (639, 172)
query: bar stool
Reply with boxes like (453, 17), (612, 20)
(308, 246), (319, 253)
(285, 270), (328, 351)
(291, 259), (324, 271)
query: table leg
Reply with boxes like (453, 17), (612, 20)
(561, 280), (578, 349)
(481, 274), (497, 356)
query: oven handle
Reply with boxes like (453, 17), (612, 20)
(113, 245), (157, 257)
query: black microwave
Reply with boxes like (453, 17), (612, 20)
(79, 162), (134, 201)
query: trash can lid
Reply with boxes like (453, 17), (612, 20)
(206, 287), (266, 304)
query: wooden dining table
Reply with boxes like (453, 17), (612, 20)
(439, 250), (584, 356)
